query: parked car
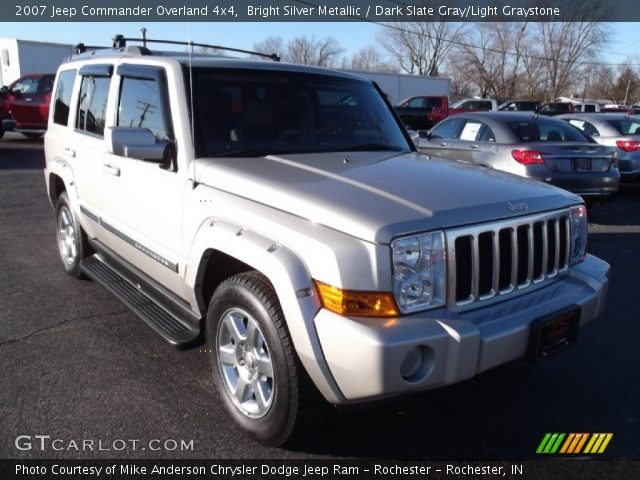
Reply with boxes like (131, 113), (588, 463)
(0, 73), (55, 139)
(498, 100), (541, 112)
(45, 37), (609, 446)
(573, 102), (601, 113)
(395, 96), (497, 131)
(418, 112), (619, 203)
(539, 102), (575, 116)
(558, 113), (640, 182)
(395, 95), (448, 130)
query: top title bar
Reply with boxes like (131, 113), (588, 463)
(2, 0), (638, 22)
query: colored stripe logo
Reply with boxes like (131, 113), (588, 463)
(537, 433), (613, 454)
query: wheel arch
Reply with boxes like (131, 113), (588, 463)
(186, 218), (344, 404)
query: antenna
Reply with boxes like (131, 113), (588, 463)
(188, 23), (197, 187)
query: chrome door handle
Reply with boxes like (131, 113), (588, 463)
(63, 147), (75, 158)
(102, 164), (121, 177)
(471, 144), (480, 149)
(440, 141), (448, 147)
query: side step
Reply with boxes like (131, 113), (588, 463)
(80, 254), (201, 347)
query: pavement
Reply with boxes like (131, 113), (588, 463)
(0, 132), (638, 459)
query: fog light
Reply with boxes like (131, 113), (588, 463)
(400, 347), (424, 380)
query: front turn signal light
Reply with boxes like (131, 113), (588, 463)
(314, 280), (399, 317)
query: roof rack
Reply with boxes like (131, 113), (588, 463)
(111, 34), (280, 62)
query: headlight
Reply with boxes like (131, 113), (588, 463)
(391, 231), (446, 313)
(569, 205), (588, 265)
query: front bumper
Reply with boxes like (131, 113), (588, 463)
(314, 254), (609, 402)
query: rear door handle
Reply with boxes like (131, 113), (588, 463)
(440, 141), (448, 147)
(470, 144), (480, 149)
(102, 164), (121, 177)
(63, 147), (75, 158)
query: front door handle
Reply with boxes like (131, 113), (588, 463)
(63, 147), (75, 158)
(440, 141), (448, 147)
(102, 164), (121, 177)
(470, 144), (480, 149)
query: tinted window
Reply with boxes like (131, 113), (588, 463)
(118, 76), (171, 142)
(407, 97), (424, 108)
(508, 119), (590, 142)
(606, 119), (640, 136)
(11, 76), (39, 94)
(425, 97), (442, 109)
(567, 119), (599, 137)
(430, 117), (465, 139)
(53, 70), (76, 126)
(76, 76), (110, 136)
(190, 68), (411, 157)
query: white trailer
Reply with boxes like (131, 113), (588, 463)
(346, 70), (451, 105)
(0, 38), (74, 87)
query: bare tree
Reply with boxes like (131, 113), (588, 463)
(252, 36), (285, 60)
(454, 23), (530, 100)
(286, 36), (344, 67)
(378, 22), (466, 76)
(348, 46), (397, 73)
(536, 1), (608, 100)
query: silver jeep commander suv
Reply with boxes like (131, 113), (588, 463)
(44, 35), (610, 446)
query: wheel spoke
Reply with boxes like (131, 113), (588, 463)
(223, 311), (247, 343)
(254, 380), (270, 413)
(256, 356), (274, 378)
(246, 318), (259, 348)
(234, 376), (250, 403)
(218, 345), (236, 366)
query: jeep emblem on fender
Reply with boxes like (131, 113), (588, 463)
(507, 201), (529, 212)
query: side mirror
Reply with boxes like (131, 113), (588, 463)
(0, 86), (8, 94)
(106, 127), (173, 167)
(418, 130), (430, 139)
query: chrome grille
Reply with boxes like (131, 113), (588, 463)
(446, 209), (571, 307)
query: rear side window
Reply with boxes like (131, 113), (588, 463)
(430, 117), (465, 139)
(117, 76), (172, 142)
(52, 70), (76, 126)
(509, 120), (591, 142)
(76, 75), (110, 136)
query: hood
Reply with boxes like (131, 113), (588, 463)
(196, 152), (580, 244)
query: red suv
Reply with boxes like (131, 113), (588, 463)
(1, 73), (55, 139)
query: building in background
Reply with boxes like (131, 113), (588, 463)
(0, 38), (73, 86)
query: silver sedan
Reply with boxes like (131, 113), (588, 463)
(417, 112), (620, 203)
(557, 113), (640, 182)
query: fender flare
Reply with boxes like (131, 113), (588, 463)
(185, 217), (345, 404)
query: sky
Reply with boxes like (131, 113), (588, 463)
(1, 21), (640, 67)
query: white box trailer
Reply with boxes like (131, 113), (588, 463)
(346, 70), (451, 105)
(0, 38), (74, 87)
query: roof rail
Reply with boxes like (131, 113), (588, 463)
(111, 34), (280, 62)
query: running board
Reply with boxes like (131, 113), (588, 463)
(80, 254), (200, 347)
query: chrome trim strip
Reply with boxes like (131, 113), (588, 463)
(79, 205), (179, 273)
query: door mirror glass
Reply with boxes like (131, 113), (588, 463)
(106, 127), (173, 167)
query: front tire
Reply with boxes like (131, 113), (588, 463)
(55, 191), (90, 277)
(206, 271), (319, 446)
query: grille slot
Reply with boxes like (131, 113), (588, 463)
(447, 210), (570, 307)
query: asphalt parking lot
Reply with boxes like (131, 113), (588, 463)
(0, 132), (638, 460)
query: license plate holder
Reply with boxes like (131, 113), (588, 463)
(575, 158), (592, 172)
(526, 306), (580, 362)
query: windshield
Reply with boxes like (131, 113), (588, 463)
(188, 67), (411, 157)
(508, 118), (593, 142)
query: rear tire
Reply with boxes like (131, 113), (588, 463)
(55, 191), (91, 277)
(206, 271), (326, 446)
